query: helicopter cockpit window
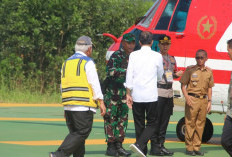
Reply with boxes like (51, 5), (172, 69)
(155, 0), (177, 30)
(169, 0), (192, 32)
(138, 0), (161, 28)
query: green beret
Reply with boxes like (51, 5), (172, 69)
(123, 33), (135, 42)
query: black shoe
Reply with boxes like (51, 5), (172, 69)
(194, 151), (204, 156)
(143, 145), (148, 156)
(106, 142), (119, 156)
(150, 151), (164, 156)
(129, 143), (146, 157)
(186, 150), (196, 156)
(49, 152), (56, 157)
(150, 143), (164, 156)
(161, 146), (174, 156)
(116, 142), (131, 156)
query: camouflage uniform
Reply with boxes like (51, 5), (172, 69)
(104, 48), (129, 143)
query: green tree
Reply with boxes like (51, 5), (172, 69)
(0, 0), (153, 96)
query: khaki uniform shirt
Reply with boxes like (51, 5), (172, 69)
(179, 65), (214, 96)
(158, 54), (178, 98)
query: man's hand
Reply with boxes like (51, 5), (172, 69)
(126, 94), (133, 109)
(99, 100), (106, 116)
(176, 70), (184, 77)
(207, 101), (211, 113)
(186, 95), (193, 106)
(181, 84), (192, 106)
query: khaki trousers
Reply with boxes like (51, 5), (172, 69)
(185, 96), (207, 151)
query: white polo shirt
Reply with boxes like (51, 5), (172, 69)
(125, 46), (164, 102)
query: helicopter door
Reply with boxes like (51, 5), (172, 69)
(151, 0), (192, 52)
(169, 0), (192, 33)
(151, 0), (177, 51)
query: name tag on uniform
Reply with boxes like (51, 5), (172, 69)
(165, 70), (173, 83)
(192, 73), (198, 78)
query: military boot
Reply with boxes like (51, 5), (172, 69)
(106, 142), (119, 156)
(150, 141), (164, 156)
(116, 142), (131, 156)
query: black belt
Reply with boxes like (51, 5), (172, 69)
(157, 83), (172, 89)
(188, 93), (207, 99)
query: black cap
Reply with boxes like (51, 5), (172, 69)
(159, 35), (171, 44)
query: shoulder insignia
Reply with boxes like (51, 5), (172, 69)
(186, 65), (195, 69)
(169, 56), (176, 63)
(205, 66), (212, 72)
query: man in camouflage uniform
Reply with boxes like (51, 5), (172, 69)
(221, 39), (232, 156)
(104, 33), (135, 156)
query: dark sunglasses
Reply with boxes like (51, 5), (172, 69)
(195, 56), (205, 60)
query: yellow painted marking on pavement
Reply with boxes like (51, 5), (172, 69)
(212, 123), (224, 126)
(0, 140), (63, 146)
(0, 103), (62, 107)
(0, 139), (221, 146)
(169, 121), (177, 124)
(0, 104), (225, 125)
(0, 117), (224, 126)
(0, 117), (65, 121)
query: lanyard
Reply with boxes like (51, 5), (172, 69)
(162, 54), (173, 83)
(163, 54), (172, 70)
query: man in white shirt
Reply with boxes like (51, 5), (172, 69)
(125, 31), (164, 157)
(49, 36), (106, 157)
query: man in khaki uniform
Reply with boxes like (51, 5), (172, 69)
(180, 49), (214, 156)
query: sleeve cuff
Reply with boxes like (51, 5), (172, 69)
(124, 83), (133, 90)
(93, 94), (104, 100)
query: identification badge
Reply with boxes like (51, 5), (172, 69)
(193, 82), (198, 86)
(165, 70), (173, 83)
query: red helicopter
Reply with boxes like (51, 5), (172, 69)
(100, 0), (232, 143)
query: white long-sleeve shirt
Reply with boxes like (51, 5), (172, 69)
(125, 46), (164, 102)
(63, 51), (103, 112)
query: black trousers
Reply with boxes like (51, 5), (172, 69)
(221, 115), (232, 157)
(54, 110), (94, 157)
(151, 97), (173, 144)
(132, 101), (159, 150)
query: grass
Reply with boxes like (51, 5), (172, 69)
(0, 85), (61, 104)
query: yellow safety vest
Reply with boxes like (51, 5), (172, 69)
(61, 54), (98, 108)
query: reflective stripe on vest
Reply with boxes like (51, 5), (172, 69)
(61, 56), (97, 108)
(76, 59), (83, 76)
(62, 87), (89, 93)
(62, 97), (90, 103)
